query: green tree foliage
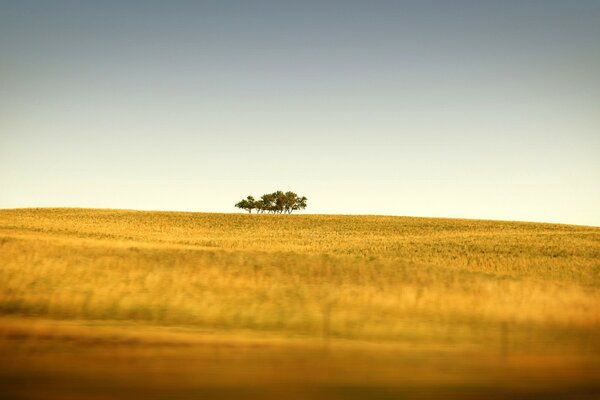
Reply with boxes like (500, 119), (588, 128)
(235, 191), (308, 214)
(293, 195), (308, 213)
(234, 196), (256, 213)
(261, 193), (276, 213)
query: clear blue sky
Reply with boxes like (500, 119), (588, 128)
(1, 1), (599, 225)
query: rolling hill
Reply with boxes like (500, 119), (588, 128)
(1, 208), (599, 399)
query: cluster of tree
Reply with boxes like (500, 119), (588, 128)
(235, 191), (307, 214)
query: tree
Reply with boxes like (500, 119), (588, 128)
(234, 195), (256, 213)
(293, 196), (307, 212)
(262, 193), (276, 213)
(274, 191), (286, 214)
(254, 199), (265, 213)
(283, 191), (298, 214)
(236, 191), (307, 214)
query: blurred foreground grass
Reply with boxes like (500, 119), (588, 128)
(0, 208), (599, 399)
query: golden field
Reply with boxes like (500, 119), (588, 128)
(0, 208), (599, 399)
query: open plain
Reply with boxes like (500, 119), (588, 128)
(0, 208), (599, 399)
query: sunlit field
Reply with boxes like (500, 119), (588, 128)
(1, 208), (599, 399)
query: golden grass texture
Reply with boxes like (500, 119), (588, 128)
(0, 208), (599, 399)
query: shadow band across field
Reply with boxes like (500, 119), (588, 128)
(0, 209), (599, 399)
(1, 317), (599, 400)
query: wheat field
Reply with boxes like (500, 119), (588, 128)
(1, 208), (599, 399)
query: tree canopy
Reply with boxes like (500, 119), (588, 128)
(235, 191), (307, 214)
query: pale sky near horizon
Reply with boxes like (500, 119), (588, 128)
(1, 1), (599, 226)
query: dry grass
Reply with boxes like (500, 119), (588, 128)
(0, 208), (599, 399)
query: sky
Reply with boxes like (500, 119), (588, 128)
(1, 1), (599, 226)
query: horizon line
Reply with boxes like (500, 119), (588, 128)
(1, 206), (598, 229)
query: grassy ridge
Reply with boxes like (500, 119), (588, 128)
(0, 208), (599, 398)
